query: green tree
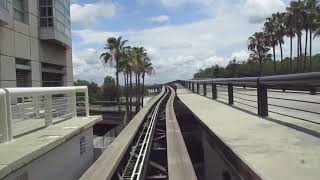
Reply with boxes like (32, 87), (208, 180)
(74, 80), (102, 102)
(248, 32), (271, 75)
(100, 36), (128, 105)
(102, 76), (118, 101)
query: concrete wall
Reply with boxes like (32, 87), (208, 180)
(202, 131), (240, 180)
(0, 0), (73, 88)
(3, 127), (94, 180)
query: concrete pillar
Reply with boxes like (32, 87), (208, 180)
(0, 56), (16, 88)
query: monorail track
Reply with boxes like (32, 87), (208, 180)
(114, 86), (196, 180)
(80, 86), (196, 180)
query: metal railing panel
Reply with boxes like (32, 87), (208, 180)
(0, 86), (89, 143)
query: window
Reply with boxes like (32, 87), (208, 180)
(13, 0), (25, 23)
(41, 63), (64, 87)
(0, 0), (8, 9)
(39, 0), (54, 27)
(15, 59), (31, 87)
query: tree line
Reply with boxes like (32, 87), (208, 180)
(100, 36), (154, 113)
(75, 36), (154, 115)
(195, 0), (320, 78)
(74, 76), (119, 102)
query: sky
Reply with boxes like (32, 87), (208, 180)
(70, 0), (318, 85)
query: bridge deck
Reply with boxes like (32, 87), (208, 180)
(176, 84), (320, 180)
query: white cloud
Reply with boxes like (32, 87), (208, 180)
(243, 0), (286, 23)
(148, 15), (169, 23)
(160, 0), (215, 7)
(231, 50), (250, 62)
(70, 3), (117, 24)
(73, 11), (261, 83)
(72, 0), (320, 84)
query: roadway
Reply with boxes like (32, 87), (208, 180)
(177, 84), (320, 180)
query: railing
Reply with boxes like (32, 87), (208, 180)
(0, 86), (89, 143)
(180, 72), (320, 117)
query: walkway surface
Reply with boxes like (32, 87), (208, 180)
(176, 84), (320, 180)
(0, 116), (101, 179)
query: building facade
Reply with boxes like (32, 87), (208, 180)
(0, 0), (73, 88)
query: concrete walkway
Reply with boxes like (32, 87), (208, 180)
(176, 84), (320, 180)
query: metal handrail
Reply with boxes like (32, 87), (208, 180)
(180, 72), (320, 117)
(0, 86), (89, 143)
(185, 72), (320, 86)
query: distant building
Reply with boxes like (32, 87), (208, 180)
(0, 0), (73, 88)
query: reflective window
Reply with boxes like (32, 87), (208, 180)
(39, 0), (71, 39)
(39, 0), (54, 27)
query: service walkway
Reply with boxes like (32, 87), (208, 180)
(176, 84), (320, 180)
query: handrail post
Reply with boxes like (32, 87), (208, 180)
(71, 91), (77, 117)
(192, 83), (194, 92)
(203, 83), (207, 96)
(5, 92), (13, 141)
(257, 81), (268, 117)
(44, 95), (53, 126)
(228, 83), (234, 105)
(196, 83), (199, 94)
(33, 96), (40, 118)
(212, 84), (217, 99)
(0, 91), (8, 143)
(310, 87), (317, 95)
(85, 88), (89, 117)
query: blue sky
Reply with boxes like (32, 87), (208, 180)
(71, 0), (318, 84)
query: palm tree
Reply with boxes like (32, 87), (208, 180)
(287, 0), (306, 72)
(248, 32), (271, 75)
(264, 17), (278, 73)
(121, 47), (135, 113)
(100, 36), (128, 106)
(141, 56), (154, 107)
(305, 0), (319, 71)
(284, 11), (296, 72)
(275, 13), (286, 64)
(130, 47), (144, 112)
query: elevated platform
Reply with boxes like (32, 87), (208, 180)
(176, 84), (320, 180)
(0, 116), (101, 179)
